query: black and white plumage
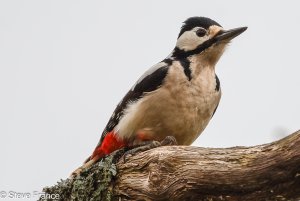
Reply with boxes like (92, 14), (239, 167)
(98, 16), (246, 145)
(71, 17), (247, 177)
(96, 62), (170, 147)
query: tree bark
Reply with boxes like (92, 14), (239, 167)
(41, 130), (300, 201)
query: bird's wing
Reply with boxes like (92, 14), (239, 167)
(95, 61), (170, 147)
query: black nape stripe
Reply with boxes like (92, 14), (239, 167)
(162, 58), (173, 65)
(179, 58), (192, 81)
(215, 74), (220, 91)
(172, 47), (186, 59)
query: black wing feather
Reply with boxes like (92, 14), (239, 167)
(95, 63), (170, 147)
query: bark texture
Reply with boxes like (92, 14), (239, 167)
(41, 130), (300, 201)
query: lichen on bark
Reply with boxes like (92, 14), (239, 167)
(39, 149), (124, 201)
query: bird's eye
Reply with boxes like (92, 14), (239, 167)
(196, 28), (207, 37)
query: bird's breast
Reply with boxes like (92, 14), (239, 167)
(116, 62), (221, 145)
(158, 65), (221, 144)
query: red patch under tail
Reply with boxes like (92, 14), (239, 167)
(90, 131), (127, 160)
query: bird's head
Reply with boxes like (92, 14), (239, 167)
(173, 17), (247, 64)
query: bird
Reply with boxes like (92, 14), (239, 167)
(70, 16), (247, 177)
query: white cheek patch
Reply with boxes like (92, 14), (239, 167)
(176, 30), (209, 51)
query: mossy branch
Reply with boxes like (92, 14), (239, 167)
(40, 130), (300, 201)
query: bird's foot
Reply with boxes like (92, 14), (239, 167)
(122, 136), (177, 162)
(160, 135), (178, 146)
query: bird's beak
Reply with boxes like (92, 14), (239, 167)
(214, 27), (247, 42)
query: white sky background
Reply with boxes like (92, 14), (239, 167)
(0, 0), (299, 199)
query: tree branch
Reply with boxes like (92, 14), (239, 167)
(41, 130), (300, 201)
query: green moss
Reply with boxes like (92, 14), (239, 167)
(40, 149), (124, 201)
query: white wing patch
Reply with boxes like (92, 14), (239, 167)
(132, 62), (167, 90)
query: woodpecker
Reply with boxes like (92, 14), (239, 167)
(71, 17), (247, 177)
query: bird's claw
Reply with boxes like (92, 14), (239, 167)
(160, 136), (178, 146)
(121, 136), (177, 162)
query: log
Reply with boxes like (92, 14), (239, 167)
(40, 130), (300, 201)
